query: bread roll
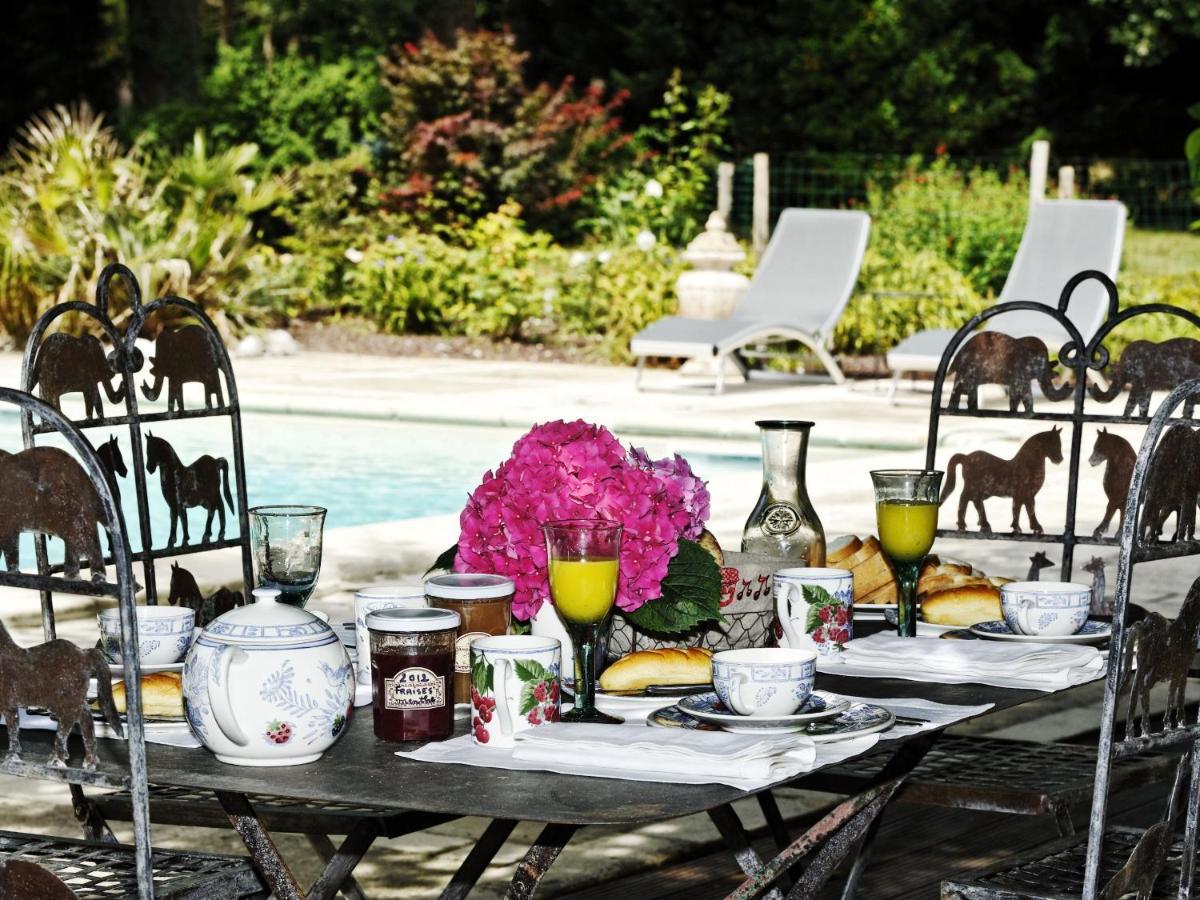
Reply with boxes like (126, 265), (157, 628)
(826, 535), (862, 565)
(921, 584), (1001, 626)
(859, 580), (898, 605)
(599, 648), (712, 692)
(111, 672), (184, 718)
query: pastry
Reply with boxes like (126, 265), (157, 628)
(110, 672), (184, 718)
(921, 584), (1002, 626)
(598, 648), (712, 692)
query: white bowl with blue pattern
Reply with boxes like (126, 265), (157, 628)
(1000, 582), (1091, 637)
(99, 605), (195, 665)
(711, 647), (817, 717)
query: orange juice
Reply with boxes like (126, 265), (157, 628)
(548, 558), (619, 624)
(876, 500), (938, 562)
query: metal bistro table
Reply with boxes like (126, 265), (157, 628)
(33, 665), (1072, 899)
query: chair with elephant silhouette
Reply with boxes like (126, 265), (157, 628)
(0, 385), (263, 899)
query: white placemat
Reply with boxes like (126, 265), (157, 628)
(819, 633), (1105, 691)
(397, 722), (880, 791)
(838, 695), (994, 740)
(15, 709), (202, 749)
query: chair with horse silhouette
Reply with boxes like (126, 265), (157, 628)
(18, 265), (457, 900)
(0, 386), (263, 899)
(801, 273), (1200, 889)
(941, 377), (1200, 899)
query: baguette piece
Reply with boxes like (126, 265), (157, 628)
(111, 672), (184, 718)
(599, 648), (712, 692)
(921, 584), (1002, 627)
(826, 535), (863, 566)
(859, 580), (898, 605)
(839, 536), (882, 571)
(850, 550), (893, 598)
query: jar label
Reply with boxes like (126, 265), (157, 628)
(762, 502), (801, 536)
(455, 631), (489, 673)
(384, 667), (446, 710)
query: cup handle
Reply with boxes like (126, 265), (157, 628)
(209, 646), (250, 746)
(775, 582), (804, 649)
(1017, 598), (1036, 635)
(729, 671), (752, 715)
(494, 658), (514, 737)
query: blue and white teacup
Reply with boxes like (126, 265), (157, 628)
(98, 605), (195, 665)
(711, 648), (817, 717)
(1000, 582), (1090, 637)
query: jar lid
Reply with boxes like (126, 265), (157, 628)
(424, 573), (515, 600)
(354, 583), (425, 601)
(366, 607), (461, 633)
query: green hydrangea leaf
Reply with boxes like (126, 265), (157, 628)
(426, 545), (458, 576)
(623, 539), (723, 634)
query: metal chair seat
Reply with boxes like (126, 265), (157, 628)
(809, 735), (1175, 833)
(941, 824), (1194, 899)
(0, 829), (263, 899)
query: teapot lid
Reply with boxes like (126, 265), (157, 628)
(203, 587), (334, 646)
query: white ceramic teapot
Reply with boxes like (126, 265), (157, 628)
(183, 588), (354, 766)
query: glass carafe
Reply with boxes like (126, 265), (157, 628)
(741, 420), (825, 564)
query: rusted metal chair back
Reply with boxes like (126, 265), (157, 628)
(0, 386), (155, 899)
(19, 263), (253, 633)
(1078, 378), (1200, 898)
(925, 269), (1200, 581)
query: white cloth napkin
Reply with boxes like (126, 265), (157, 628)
(820, 633), (1105, 691)
(838, 696), (994, 739)
(397, 722), (881, 790)
(15, 709), (202, 749)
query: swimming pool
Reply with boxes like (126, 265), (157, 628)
(0, 411), (759, 555)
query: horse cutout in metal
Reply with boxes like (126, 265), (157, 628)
(0, 620), (121, 769)
(946, 332), (1073, 413)
(1088, 428), (1135, 539)
(166, 561), (243, 627)
(1082, 556), (1109, 616)
(1088, 336), (1200, 418)
(0, 859), (81, 900)
(146, 434), (234, 546)
(1121, 579), (1200, 737)
(29, 333), (124, 421)
(95, 435), (127, 503)
(140, 324), (225, 412)
(1137, 423), (1200, 543)
(0, 447), (107, 580)
(939, 428), (1064, 535)
(1025, 551), (1054, 581)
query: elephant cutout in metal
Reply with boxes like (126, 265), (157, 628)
(166, 561), (243, 627)
(0, 860), (81, 900)
(939, 427), (1064, 535)
(29, 333), (125, 420)
(1025, 551), (1054, 581)
(1089, 428), (1136, 539)
(1138, 423), (1200, 543)
(145, 434), (234, 547)
(0, 447), (107, 581)
(1121, 577), (1200, 736)
(1089, 337), (1200, 417)
(947, 332), (1073, 413)
(0, 620), (121, 769)
(1082, 556), (1109, 616)
(140, 324), (225, 412)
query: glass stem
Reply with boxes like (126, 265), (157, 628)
(896, 560), (920, 638)
(571, 623), (598, 714)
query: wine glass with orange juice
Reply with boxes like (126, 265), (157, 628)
(870, 470), (944, 637)
(543, 519), (623, 724)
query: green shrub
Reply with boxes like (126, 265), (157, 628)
(377, 29), (632, 237)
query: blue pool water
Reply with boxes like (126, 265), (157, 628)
(0, 411), (758, 555)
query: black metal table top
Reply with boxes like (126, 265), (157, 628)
(24, 672), (1052, 827)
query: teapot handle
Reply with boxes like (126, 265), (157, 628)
(209, 646), (250, 746)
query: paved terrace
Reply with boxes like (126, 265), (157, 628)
(0, 349), (1192, 897)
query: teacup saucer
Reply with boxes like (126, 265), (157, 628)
(675, 690), (850, 732)
(107, 661), (185, 677)
(652, 697), (895, 741)
(969, 620), (1111, 644)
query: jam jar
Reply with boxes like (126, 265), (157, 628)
(424, 574), (513, 704)
(367, 607), (460, 742)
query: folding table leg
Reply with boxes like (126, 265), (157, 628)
(756, 791), (791, 850)
(439, 818), (519, 900)
(306, 835), (368, 900)
(216, 790), (306, 900)
(70, 785), (117, 844)
(707, 805), (784, 900)
(504, 822), (578, 900)
(305, 819), (380, 900)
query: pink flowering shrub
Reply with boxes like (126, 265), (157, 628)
(455, 420), (711, 621)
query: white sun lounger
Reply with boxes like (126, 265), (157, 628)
(885, 199), (1127, 402)
(630, 208), (871, 393)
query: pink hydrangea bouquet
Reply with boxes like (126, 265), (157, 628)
(434, 419), (723, 633)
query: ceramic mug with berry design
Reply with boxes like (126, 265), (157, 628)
(774, 567), (854, 657)
(469, 635), (561, 748)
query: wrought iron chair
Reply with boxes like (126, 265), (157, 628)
(942, 377), (1200, 899)
(806, 271), (1200, 846)
(17, 264), (445, 899)
(0, 386), (263, 898)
